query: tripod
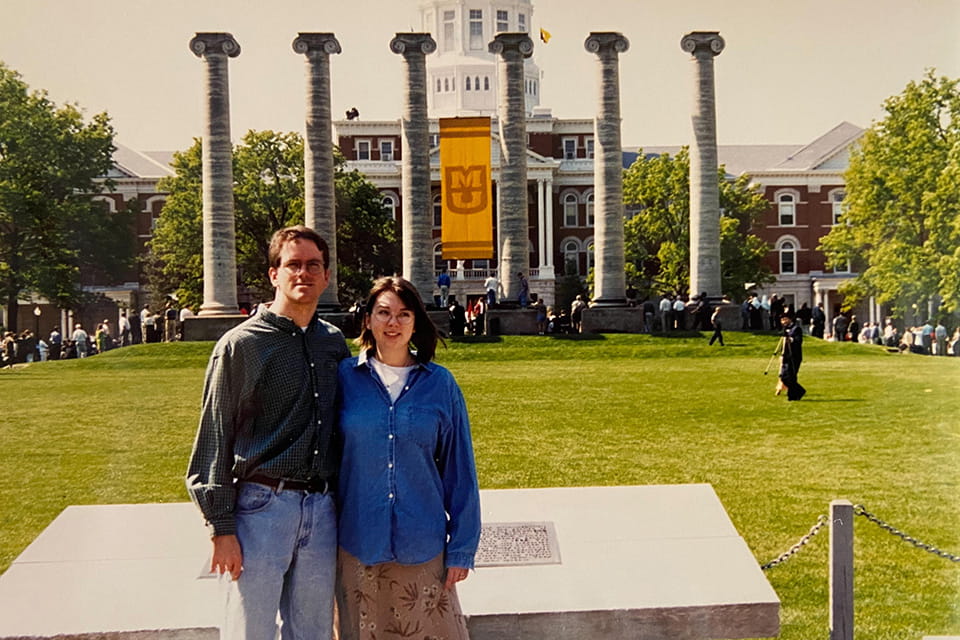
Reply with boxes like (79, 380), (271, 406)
(763, 336), (785, 376)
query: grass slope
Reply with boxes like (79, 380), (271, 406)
(0, 334), (957, 639)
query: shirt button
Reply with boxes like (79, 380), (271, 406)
(313, 392), (319, 398)
(310, 363), (315, 368)
(388, 463), (394, 469)
(388, 493), (394, 499)
(317, 419), (322, 424)
(314, 450), (319, 455)
(388, 434), (394, 440)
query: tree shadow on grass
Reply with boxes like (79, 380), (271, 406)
(548, 333), (607, 341)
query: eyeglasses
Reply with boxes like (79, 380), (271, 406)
(372, 308), (415, 325)
(281, 261), (325, 275)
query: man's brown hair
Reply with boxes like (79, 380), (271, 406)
(267, 225), (330, 269)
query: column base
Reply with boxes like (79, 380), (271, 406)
(198, 303), (240, 316)
(589, 297), (628, 308)
(181, 315), (247, 341)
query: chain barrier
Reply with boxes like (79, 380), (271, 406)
(853, 505), (960, 562)
(761, 514), (829, 571)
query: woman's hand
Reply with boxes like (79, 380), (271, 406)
(444, 567), (469, 590)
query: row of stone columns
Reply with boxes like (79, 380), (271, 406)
(188, 28), (723, 316)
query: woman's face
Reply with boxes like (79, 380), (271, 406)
(366, 290), (415, 352)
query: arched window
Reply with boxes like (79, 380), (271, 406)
(444, 78), (449, 92)
(433, 194), (442, 227)
(436, 78), (441, 93)
(586, 241), (595, 273)
(562, 240), (580, 274)
(382, 193), (398, 221)
(778, 240), (797, 274)
(563, 193), (578, 227)
(465, 76), (471, 91)
(777, 192), (796, 226)
(433, 243), (445, 270)
(475, 76), (480, 90)
(586, 192), (595, 226)
(484, 76), (490, 91)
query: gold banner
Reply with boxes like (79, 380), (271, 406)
(440, 117), (493, 260)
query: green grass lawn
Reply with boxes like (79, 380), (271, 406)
(1, 333), (957, 639)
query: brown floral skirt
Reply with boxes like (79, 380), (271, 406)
(336, 548), (470, 640)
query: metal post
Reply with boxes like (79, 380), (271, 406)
(830, 499), (854, 640)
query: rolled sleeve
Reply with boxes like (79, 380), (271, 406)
(439, 381), (481, 569)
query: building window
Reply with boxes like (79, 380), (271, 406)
(778, 240), (797, 274)
(465, 76), (471, 91)
(777, 192), (796, 226)
(443, 10), (455, 51)
(831, 190), (846, 225)
(562, 138), (577, 160)
(586, 241), (595, 272)
(563, 193), (578, 227)
(586, 193), (595, 226)
(356, 140), (371, 161)
(382, 193), (398, 221)
(585, 137), (594, 159)
(518, 13), (527, 32)
(436, 78), (441, 92)
(469, 9), (483, 50)
(434, 243), (445, 270)
(562, 240), (580, 274)
(379, 140), (393, 162)
(429, 133), (440, 148)
(497, 10), (509, 32)
(444, 78), (450, 92)
(484, 76), (490, 91)
(433, 194), (442, 228)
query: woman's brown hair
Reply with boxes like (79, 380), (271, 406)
(356, 276), (442, 363)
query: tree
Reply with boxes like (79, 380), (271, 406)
(622, 147), (773, 301)
(819, 70), (960, 316)
(0, 63), (130, 332)
(147, 130), (399, 309)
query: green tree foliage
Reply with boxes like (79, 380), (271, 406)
(622, 147), (772, 300)
(0, 63), (129, 331)
(819, 70), (960, 316)
(147, 130), (399, 309)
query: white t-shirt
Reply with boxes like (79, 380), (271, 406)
(370, 356), (416, 404)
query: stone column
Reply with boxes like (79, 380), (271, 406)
(189, 33), (241, 316)
(390, 33), (437, 303)
(681, 31), (725, 300)
(586, 32), (630, 306)
(489, 33), (533, 303)
(293, 33), (342, 310)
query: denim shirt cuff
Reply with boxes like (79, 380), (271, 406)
(444, 551), (475, 570)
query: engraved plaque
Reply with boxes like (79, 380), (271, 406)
(475, 521), (561, 567)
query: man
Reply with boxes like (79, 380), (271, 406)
(570, 294), (587, 333)
(934, 320), (947, 356)
(437, 267), (451, 307)
(72, 324), (89, 358)
(483, 273), (498, 306)
(779, 310), (805, 401)
(920, 319), (934, 355)
(118, 314), (132, 347)
(659, 294), (672, 333)
(673, 295), (687, 331)
(811, 302), (826, 339)
(141, 305), (157, 343)
(48, 326), (62, 360)
(186, 226), (350, 640)
(517, 272), (529, 308)
(163, 302), (178, 342)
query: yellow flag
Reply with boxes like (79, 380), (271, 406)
(539, 28), (552, 44)
(440, 117), (493, 260)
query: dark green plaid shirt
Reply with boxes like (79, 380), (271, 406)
(186, 305), (350, 536)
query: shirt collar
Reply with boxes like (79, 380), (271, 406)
(258, 303), (316, 333)
(356, 348), (433, 374)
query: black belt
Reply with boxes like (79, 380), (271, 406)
(245, 474), (332, 494)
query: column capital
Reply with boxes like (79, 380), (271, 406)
(292, 32), (342, 56)
(189, 32), (241, 58)
(488, 33), (534, 58)
(584, 32), (630, 56)
(680, 31), (724, 57)
(389, 33), (437, 56)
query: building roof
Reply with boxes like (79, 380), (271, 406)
(110, 144), (176, 179)
(771, 121), (864, 171)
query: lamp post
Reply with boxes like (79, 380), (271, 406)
(33, 306), (41, 362)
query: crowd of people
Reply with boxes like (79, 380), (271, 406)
(0, 301), (196, 367)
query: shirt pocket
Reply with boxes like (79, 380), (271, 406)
(236, 482), (276, 514)
(400, 406), (442, 452)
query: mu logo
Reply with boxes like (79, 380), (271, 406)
(444, 165), (488, 215)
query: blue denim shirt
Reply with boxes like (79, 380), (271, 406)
(337, 351), (481, 569)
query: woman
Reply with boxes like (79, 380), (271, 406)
(336, 276), (481, 640)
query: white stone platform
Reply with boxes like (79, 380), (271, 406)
(0, 485), (778, 639)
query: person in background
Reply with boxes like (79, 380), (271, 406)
(517, 272), (529, 308)
(118, 314), (132, 347)
(48, 326), (62, 361)
(437, 267), (451, 308)
(72, 324), (89, 358)
(778, 309), (806, 401)
(336, 276), (480, 640)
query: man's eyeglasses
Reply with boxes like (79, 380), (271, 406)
(372, 308), (415, 325)
(281, 261), (325, 275)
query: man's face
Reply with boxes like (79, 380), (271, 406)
(268, 238), (330, 308)
(780, 315), (791, 328)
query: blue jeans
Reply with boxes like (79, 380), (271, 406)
(222, 482), (337, 640)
